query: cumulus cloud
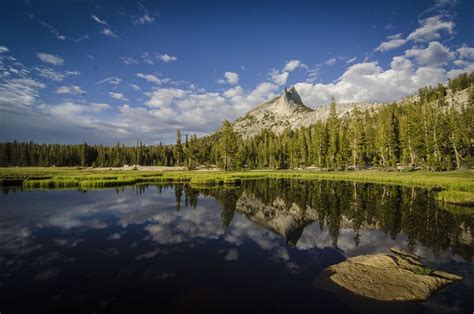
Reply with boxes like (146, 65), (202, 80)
(42, 102), (110, 126)
(267, 59), (305, 86)
(137, 73), (162, 85)
(270, 70), (289, 86)
(109, 92), (128, 101)
(406, 15), (454, 43)
(375, 33), (407, 52)
(55, 85), (86, 95)
(447, 63), (474, 79)
(91, 15), (107, 25)
(283, 60), (303, 72)
(405, 41), (453, 66)
(375, 15), (455, 53)
(295, 56), (449, 107)
(219, 71), (239, 85)
(0, 46), (9, 54)
(157, 53), (177, 63)
(101, 28), (118, 38)
(37, 53), (64, 66)
(97, 76), (121, 85)
(457, 45), (474, 59)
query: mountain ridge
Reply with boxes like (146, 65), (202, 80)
(232, 83), (471, 139)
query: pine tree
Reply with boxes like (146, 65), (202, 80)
(218, 120), (238, 171)
(348, 107), (364, 168)
(326, 96), (340, 169)
(174, 129), (183, 166)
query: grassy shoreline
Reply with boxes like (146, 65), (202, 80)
(0, 167), (473, 205)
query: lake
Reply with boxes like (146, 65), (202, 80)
(0, 179), (472, 313)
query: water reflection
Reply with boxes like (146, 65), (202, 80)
(0, 180), (473, 313)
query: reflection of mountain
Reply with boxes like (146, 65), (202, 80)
(236, 193), (315, 246)
(205, 180), (473, 261)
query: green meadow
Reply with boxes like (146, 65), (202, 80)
(0, 167), (473, 206)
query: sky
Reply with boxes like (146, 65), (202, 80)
(0, 0), (473, 145)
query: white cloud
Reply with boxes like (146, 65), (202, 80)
(130, 84), (141, 91)
(324, 58), (337, 66)
(90, 103), (110, 112)
(295, 56), (449, 107)
(405, 41), (453, 66)
(447, 63), (474, 79)
(37, 53), (64, 66)
(406, 15), (454, 43)
(375, 33), (408, 52)
(306, 66), (321, 83)
(133, 13), (155, 25)
(91, 15), (107, 25)
(101, 28), (118, 38)
(142, 52), (154, 65)
(0, 46), (9, 54)
(133, 3), (156, 25)
(270, 70), (289, 86)
(109, 92), (128, 101)
(55, 85), (86, 95)
(34, 67), (64, 81)
(39, 21), (66, 41)
(43, 102), (110, 125)
(97, 77), (121, 85)
(157, 53), (177, 63)
(457, 45), (474, 59)
(137, 73), (162, 85)
(283, 60), (303, 72)
(346, 56), (357, 64)
(144, 88), (187, 108)
(120, 57), (138, 65)
(219, 71), (239, 85)
(375, 14), (455, 53)
(0, 78), (46, 111)
(65, 71), (80, 76)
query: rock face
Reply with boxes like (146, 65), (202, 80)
(233, 86), (313, 138)
(317, 250), (463, 302)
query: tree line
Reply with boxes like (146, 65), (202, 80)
(0, 72), (473, 170)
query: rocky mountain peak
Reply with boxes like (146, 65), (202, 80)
(283, 86), (304, 105)
(233, 87), (313, 138)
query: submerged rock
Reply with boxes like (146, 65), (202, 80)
(316, 249), (462, 302)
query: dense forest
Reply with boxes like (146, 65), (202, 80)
(1, 72), (473, 170)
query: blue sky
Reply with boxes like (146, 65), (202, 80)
(0, 0), (473, 144)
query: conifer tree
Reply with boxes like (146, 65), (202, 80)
(218, 120), (238, 171)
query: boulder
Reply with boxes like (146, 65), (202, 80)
(316, 250), (462, 302)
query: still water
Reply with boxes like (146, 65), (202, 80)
(0, 179), (473, 313)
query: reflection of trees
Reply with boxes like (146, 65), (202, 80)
(175, 184), (183, 212)
(173, 180), (473, 261)
(196, 187), (243, 228)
